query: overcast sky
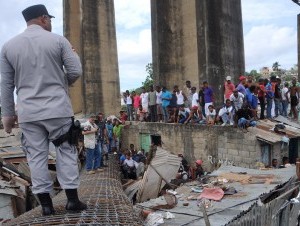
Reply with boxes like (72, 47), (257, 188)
(0, 0), (299, 91)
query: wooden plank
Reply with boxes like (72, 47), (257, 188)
(0, 151), (25, 158)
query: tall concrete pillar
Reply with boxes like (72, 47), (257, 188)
(197, 0), (244, 106)
(298, 14), (300, 81)
(151, 0), (199, 88)
(63, 0), (83, 114)
(151, 0), (244, 107)
(81, 0), (120, 116)
(64, 0), (120, 116)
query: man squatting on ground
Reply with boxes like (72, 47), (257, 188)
(0, 5), (86, 215)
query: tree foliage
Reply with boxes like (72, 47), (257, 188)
(130, 63), (154, 94)
(249, 69), (262, 81)
(142, 63), (154, 91)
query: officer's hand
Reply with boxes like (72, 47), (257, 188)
(2, 116), (16, 133)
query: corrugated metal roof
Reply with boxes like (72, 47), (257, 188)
(248, 119), (300, 144)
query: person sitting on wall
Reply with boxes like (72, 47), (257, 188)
(122, 152), (138, 179)
(235, 103), (257, 129)
(206, 105), (216, 125)
(184, 87), (202, 124)
(177, 105), (190, 124)
(137, 105), (147, 122)
(216, 99), (234, 126)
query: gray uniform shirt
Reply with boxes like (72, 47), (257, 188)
(1, 25), (82, 123)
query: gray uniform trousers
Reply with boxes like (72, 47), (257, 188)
(19, 117), (79, 194)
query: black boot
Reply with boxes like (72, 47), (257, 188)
(65, 189), (87, 211)
(37, 193), (55, 216)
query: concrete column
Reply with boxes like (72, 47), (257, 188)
(81, 0), (120, 116)
(63, 0), (83, 114)
(151, 0), (244, 107)
(64, 0), (120, 116)
(196, 0), (245, 106)
(151, 0), (199, 89)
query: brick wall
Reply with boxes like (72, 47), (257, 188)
(121, 122), (284, 171)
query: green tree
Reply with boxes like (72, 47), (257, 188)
(272, 61), (280, 72)
(142, 63), (154, 91)
(130, 63), (154, 94)
(248, 69), (262, 81)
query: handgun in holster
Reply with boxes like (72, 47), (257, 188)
(52, 117), (82, 147)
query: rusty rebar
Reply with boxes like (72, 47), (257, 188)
(4, 155), (142, 225)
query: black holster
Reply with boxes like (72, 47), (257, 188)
(52, 117), (81, 147)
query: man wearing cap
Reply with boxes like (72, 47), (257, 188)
(223, 76), (235, 103)
(237, 76), (247, 95)
(1, 4), (86, 215)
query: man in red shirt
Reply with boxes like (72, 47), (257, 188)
(224, 76), (235, 103)
(257, 78), (266, 119)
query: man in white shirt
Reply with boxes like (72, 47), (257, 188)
(184, 87), (200, 124)
(125, 90), (133, 121)
(156, 86), (163, 122)
(230, 90), (244, 111)
(281, 82), (289, 117)
(178, 106), (191, 123)
(81, 114), (102, 174)
(140, 87), (149, 115)
(218, 99), (234, 126)
(122, 153), (139, 179)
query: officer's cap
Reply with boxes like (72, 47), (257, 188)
(22, 4), (54, 22)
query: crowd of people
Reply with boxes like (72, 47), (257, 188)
(122, 75), (300, 127)
(81, 112), (141, 175)
(80, 112), (149, 179)
(81, 75), (300, 175)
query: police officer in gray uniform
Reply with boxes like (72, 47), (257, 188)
(1, 4), (86, 215)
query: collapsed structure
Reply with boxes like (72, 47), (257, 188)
(0, 118), (299, 225)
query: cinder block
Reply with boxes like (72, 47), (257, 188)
(227, 149), (239, 156)
(234, 155), (242, 163)
(239, 151), (250, 158)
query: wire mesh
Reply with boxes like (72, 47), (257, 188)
(4, 154), (142, 226)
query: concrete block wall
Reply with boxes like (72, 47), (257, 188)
(121, 123), (263, 171)
(217, 130), (260, 168)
